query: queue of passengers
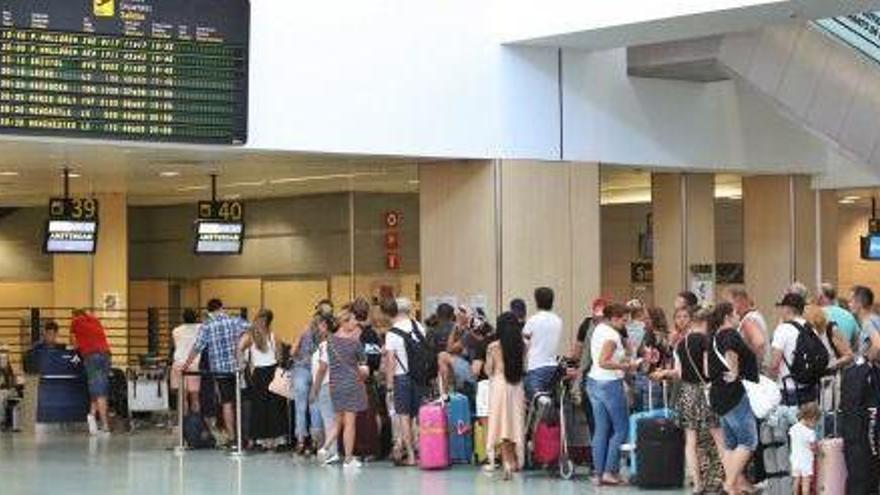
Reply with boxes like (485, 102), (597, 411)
(100, 280), (880, 491)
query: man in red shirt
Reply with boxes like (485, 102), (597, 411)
(70, 309), (111, 435)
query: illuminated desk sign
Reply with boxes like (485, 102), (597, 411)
(0, 0), (249, 144)
(194, 199), (244, 255)
(195, 220), (243, 255)
(44, 197), (98, 254)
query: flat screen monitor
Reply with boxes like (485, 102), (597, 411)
(195, 221), (243, 255)
(861, 234), (880, 260)
(44, 220), (98, 254)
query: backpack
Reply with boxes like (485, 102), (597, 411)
(183, 413), (216, 449)
(389, 320), (438, 387)
(784, 320), (830, 386)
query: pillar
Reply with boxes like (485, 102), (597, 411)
(419, 160), (601, 348)
(818, 190), (839, 286)
(652, 173), (715, 316)
(53, 193), (128, 366)
(743, 176), (816, 319)
(420, 161), (498, 318)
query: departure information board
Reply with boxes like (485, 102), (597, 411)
(0, 0), (249, 144)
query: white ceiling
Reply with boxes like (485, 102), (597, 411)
(0, 138), (425, 206)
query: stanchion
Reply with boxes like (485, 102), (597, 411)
(174, 372), (186, 456)
(229, 368), (244, 459)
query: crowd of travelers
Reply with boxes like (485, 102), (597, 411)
(12, 280), (880, 493)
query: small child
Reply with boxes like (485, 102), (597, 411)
(789, 402), (821, 495)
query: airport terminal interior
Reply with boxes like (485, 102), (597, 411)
(5, 1), (880, 494)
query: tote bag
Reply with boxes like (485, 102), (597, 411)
(712, 336), (780, 419)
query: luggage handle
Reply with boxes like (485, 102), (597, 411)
(454, 420), (471, 436)
(820, 372), (841, 437)
(646, 379), (669, 417)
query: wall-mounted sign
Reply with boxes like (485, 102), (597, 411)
(195, 200), (245, 255)
(384, 210), (401, 270)
(44, 197), (99, 254)
(630, 261), (653, 284)
(690, 264), (715, 304)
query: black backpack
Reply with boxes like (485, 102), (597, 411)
(389, 320), (438, 387)
(785, 320), (830, 386)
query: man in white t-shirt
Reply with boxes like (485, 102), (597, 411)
(523, 287), (563, 401)
(769, 293), (813, 406)
(383, 297), (425, 466)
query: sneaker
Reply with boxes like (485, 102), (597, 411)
(98, 429), (111, 438)
(86, 414), (98, 436)
(317, 448), (328, 463)
(343, 458), (363, 469)
(323, 453), (340, 466)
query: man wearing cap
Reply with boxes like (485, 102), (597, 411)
(769, 293), (813, 406)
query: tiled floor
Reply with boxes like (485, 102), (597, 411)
(0, 432), (688, 495)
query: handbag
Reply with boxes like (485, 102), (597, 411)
(712, 333), (780, 419)
(268, 367), (292, 400)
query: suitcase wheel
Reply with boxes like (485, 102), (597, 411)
(559, 458), (574, 480)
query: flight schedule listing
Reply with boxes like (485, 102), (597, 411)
(0, 0), (249, 144)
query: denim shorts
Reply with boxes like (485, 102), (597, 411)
(393, 374), (425, 416)
(720, 394), (758, 451)
(83, 352), (111, 399)
(451, 356), (475, 389)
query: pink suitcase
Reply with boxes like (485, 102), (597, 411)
(419, 401), (449, 470)
(816, 437), (846, 493)
(815, 375), (846, 494)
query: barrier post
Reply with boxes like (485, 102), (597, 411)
(29, 308), (40, 344)
(229, 369), (243, 459)
(174, 371), (186, 455)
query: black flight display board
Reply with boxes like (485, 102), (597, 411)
(44, 197), (99, 254)
(0, 0), (249, 144)
(194, 199), (244, 255)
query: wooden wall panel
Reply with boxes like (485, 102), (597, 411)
(263, 280), (328, 344)
(420, 161), (497, 318)
(744, 176), (794, 320)
(199, 278), (262, 319)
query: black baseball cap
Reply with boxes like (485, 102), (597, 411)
(776, 293), (805, 312)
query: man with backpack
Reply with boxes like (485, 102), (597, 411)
(769, 293), (829, 406)
(383, 297), (434, 466)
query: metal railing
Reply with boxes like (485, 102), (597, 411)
(0, 306), (247, 372)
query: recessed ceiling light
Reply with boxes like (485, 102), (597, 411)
(839, 198), (856, 204)
(67, 173), (81, 178)
(0, 171), (19, 177)
(408, 180), (420, 185)
(159, 171), (180, 178)
(842, 195), (861, 201)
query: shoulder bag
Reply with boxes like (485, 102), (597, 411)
(713, 332), (780, 419)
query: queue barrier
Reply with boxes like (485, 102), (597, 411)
(0, 306), (247, 373)
(176, 368), (245, 458)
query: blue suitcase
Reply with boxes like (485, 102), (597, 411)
(627, 381), (674, 477)
(447, 392), (473, 464)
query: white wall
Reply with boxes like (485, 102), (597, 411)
(561, 47), (861, 173)
(246, 0), (560, 160)
(244, 2), (875, 186)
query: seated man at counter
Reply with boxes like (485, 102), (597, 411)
(23, 321), (65, 374)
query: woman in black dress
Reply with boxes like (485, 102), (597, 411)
(239, 310), (288, 450)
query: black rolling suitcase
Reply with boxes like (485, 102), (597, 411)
(841, 364), (880, 495)
(635, 416), (685, 488)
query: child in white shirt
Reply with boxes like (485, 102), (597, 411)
(789, 402), (820, 495)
